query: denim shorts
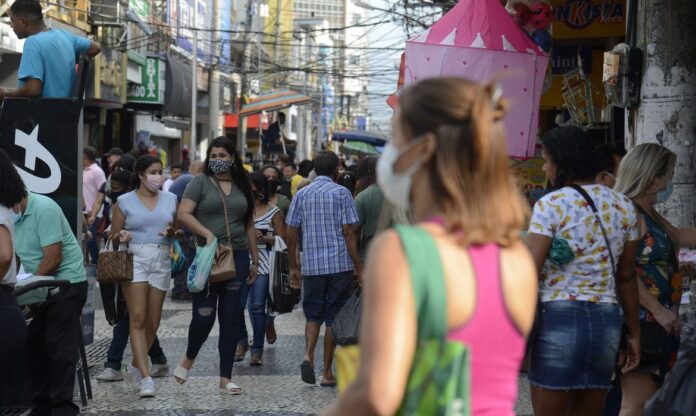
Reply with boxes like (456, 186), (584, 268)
(302, 271), (354, 326)
(528, 300), (622, 390)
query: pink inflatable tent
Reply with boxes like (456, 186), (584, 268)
(404, 0), (549, 158)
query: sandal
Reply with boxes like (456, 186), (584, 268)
(300, 360), (316, 385)
(220, 381), (242, 395)
(173, 356), (193, 384)
(235, 345), (248, 362)
(250, 354), (263, 366)
(173, 365), (189, 385)
(265, 322), (277, 345)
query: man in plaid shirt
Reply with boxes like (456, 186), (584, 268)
(286, 151), (362, 387)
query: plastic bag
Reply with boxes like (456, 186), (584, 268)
(332, 287), (361, 346)
(187, 239), (217, 293)
(170, 239), (187, 273)
(645, 330), (696, 416)
(268, 237), (300, 314)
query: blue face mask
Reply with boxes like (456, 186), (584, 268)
(11, 209), (23, 224)
(656, 181), (673, 204)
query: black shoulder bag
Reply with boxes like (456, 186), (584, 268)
(570, 185), (666, 363)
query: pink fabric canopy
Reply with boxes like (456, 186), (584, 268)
(404, 0), (549, 158)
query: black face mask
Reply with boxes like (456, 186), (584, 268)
(266, 179), (280, 194)
(108, 190), (127, 203)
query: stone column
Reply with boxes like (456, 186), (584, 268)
(632, 0), (696, 227)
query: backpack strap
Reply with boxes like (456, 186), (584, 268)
(395, 225), (447, 340)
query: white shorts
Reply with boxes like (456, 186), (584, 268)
(131, 244), (171, 292)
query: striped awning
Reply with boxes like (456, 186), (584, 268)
(240, 89), (312, 116)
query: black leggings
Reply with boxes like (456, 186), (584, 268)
(0, 286), (30, 408)
(185, 250), (249, 379)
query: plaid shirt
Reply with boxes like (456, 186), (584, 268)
(286, 176), (359, 276)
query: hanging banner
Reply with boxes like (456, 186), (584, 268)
(0, 98), (82, 234)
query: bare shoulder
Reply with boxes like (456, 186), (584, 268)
(499, 241), (538, 336)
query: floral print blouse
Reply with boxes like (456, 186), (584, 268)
(529, 185), (640, 303)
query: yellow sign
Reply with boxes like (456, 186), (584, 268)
(551, 0), (626, 39)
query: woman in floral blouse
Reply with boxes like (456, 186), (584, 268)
(614, 143), (696, 416)
(525, 126), (641, 416)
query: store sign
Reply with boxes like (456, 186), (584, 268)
(0, 98), (82, 234)
(129, 0), (150, 21)
(552, 0), (625, 39)
(551, 45), (593, 75)
(128, 57), (165, 104)
(87, 48), (127, 103)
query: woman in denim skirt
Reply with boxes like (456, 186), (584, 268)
(525, 126), (642, 416)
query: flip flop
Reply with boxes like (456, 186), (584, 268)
(220, 381), (242, 395)
(300, 361), (316, 385)
(173, 365), (189, 384)
(320, 381), (337, 387)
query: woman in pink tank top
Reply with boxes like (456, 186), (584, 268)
(324, 78), (538, 415)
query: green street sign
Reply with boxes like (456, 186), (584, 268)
(129, 0), (150, 21)
(127, 57), (165, 104)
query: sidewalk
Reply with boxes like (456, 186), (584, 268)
(80, 295), (534, 415)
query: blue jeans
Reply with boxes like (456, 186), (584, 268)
(185, 250), (249, 378)
(238, 274), (270, 355)
(104, 311), (167, 370)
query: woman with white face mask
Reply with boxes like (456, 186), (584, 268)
(614, 143), (696, 416)
(111, 155), (179, 398)
(325, 78), (538, 415)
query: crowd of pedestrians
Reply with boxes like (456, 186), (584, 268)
(0, 3), (694, 409)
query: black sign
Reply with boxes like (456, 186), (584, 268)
(0, 97), (82, 235)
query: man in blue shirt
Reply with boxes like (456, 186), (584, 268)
(0, 0), (101, 99)
(286, 151), (361, 387)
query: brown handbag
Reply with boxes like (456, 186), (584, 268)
(208, 176), (237, 284)
(96, 238), (134, 283)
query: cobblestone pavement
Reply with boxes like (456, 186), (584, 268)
(77, 292), (534, 415)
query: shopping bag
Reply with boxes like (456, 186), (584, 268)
(268, 236), (300, 314)
(96, 239), (133, 283)
(645, 331), (696, 416)
(187, 238), (217, 292)
(170, 239), (187, 273)
(332, 287), (362, 346)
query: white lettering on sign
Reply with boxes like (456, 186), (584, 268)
(13, 126), (61, 194)
(146, 59), (156, 99)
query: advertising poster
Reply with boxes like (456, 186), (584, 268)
(0, 98), (82, 234)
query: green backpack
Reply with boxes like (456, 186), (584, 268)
(395, 225), (471, 416)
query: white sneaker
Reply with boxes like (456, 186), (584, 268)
(139, 377), (156, 398)
(124, 362), (143, 387)
(150, 363), (170, 378)
(96, 367), (124, 382)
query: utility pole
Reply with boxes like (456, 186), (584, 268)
(208, 0), (221, 148)
(191, 0), (198, 157)
(236, 0), (255, 155)
(632, 0), (695, 227)
(272, 0), (282, 88)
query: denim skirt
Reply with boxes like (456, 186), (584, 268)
(528, 300), (622, 390)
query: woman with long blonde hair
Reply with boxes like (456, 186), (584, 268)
(614, 143), (696, 416)
(324, 77), (538, 415)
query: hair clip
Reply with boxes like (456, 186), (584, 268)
(491, 84), (503, 107)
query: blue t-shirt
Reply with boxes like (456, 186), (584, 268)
(18, 29), (91, 98)
(168, 173), (195, 203)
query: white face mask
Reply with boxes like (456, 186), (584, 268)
(377, 140), (422, 210)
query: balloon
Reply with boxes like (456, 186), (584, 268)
(532, 29), (553, 53)
(529, 2), (554, 30)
